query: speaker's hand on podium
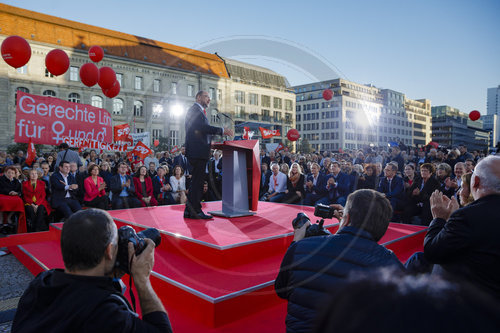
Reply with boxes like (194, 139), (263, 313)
(223, 128), (233, 137)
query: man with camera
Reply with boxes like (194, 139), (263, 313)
(12, 209), (172, 332)
(275, 189), (404, 333)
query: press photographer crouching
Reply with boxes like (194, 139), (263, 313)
(275, 189), (404, 333)
(12, 209), (172, 333)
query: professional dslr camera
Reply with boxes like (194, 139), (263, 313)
(292, 203), (336, 238)
(116, 226), (162, 274)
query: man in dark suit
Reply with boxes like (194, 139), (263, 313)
(425, 155), (500, 301)
(303, 163), (328, 206)
(173, 146), (190, 175)
(50, 160), (81, 219)
(259, 163), (272, 198)
(184, 91), (232, 219)
(376, 162), (404, 211)
(109, 162), (141, 209)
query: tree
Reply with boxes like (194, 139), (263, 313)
(297, 138), (312, 154)
(7, 142), (45, 156)
(155, 136), (170, 152)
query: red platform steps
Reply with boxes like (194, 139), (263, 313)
(3, 201), (426, 332)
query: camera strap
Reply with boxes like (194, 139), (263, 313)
(128, 256), (138, 312)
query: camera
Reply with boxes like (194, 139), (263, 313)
(292, 212), (331, 238)
(116, 226), (162, 274)
(314, 203), (336, 219)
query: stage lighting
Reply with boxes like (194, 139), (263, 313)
(170, 103), (184, 117)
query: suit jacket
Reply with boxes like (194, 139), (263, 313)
(173, 154), (191, 174)
(152, 175), (172, 200)
(408, 176), (440, 205)
(133, 177), (157, 206)
(83, 176), (106, 202)
(260, 170), (272, 195)
(326, 172), (351, 200)
(305, 173), (328, 196)
(50, 171), (78, 205)
(424, 194), (500, 300)
(22, 180), (51, 213)
(110, 174), (136, 197)
(377, 175), (405, 203)
(184, 103), (223, 160)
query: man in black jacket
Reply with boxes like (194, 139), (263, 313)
(109, 162), (141, 209)
(183, 91), (232, 219)
(12, 209), (172, 332)
(50, 161), (81, 219)
(275, 189), (404, 333)
(425, 155), (500, 301)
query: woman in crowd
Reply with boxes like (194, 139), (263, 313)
(133, 165), (158, 207)
(280, 163), (290, 176)
(357, 164), (378, 190)
(284, 162), (305, 204)
(0, 166), (23, 233)
(83, 164), (109, 210)
(170, 165), (187, 204)
(153, 166), (174, 206)
(46, 154), (56, 173)
(404, 163), (440, 225)
(22, 169), (50, 231)
(458, 173), (474, 207)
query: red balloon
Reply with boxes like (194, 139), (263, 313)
(287, 129), (300, 141)
(322, 89), (333, 101)
(98, 67), (116, 90)
(89, 45), (104, 63)
(79, 63), (99, 87)
(153, 139), (160, 147)
(45, 49), (69, 76)
(102, 80), (120, 98)
(1, 35), (31, 68)
(469, 110), (480, 121)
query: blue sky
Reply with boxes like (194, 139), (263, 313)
(3, 0), (500, 114)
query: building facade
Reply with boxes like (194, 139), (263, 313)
(293, 78), (432, 151)
(485, 85), (500, 147)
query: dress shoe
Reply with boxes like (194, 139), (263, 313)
(197, 212), (213, 219)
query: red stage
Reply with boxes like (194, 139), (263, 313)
(2, 201), (426, 332)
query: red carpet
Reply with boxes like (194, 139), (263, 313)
(6, 201), (426, 331)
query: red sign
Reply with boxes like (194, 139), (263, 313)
(259, 127), (281, 139)
(62, 137), (128, 152)
(15, 91), (113, 146)
(132, 141), (153, 160)
(170, 145), (179, 154)
(275, 142), (285, 152)
(114, 123), (132, 144)
(26, 137), (36, 166)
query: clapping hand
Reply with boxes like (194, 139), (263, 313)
(430, 190), (459, 220)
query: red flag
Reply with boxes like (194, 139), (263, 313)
(26, 137), (36, 166)
(114, 123), (132, 143)
(126, 151), (134, 162)
(275, 142), (285, 152)
(132, 141), (153, 160)
(170, 145), (179, 154)
(242, 127), (250, 139)
(259, 127), (281, 139)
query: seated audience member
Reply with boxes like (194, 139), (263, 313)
(303, 163), (328, 206)
(259, 163), (272, 198)
(262, 163), (287, 203)
(99, 162), (113, 195)
(376, 162), (404, 212)
(110, 162), (142, 209)
(0, 166), (23, 233)
(152, 166), (174, 206)
(403, 163), (440, 225)
(83, 164), (109, 210)
(40, 161), (51, 191)
(453, 162), (466, 187)
(283, 162), (305, 204)
(319, 161), (351, 206)
(133, 166), (158, 207)
(343, 160), (359, 193)
(280, 163), (290, 177)
(424, 155), (500, 301)
(147, 162), (157, 179)
(275, 189), (404, 333)
(23, 169), (51, 231)
(50, 161), (81, 220)
(458, 173), (474, 207)
(356, 164), (378, 190)
(201, 181), (216, 202)
(170, 165), (187, 204)
(312, 269), (500, 333)
(403, 163), (420, 189)
(436, 163), (455, 198)
(12, 209), (172, 332)
(465, 158), (475, 173)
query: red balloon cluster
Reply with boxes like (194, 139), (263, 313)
(1, 35), (31, 68)
(103, 81), (121, 98)
(469, 110), (480, 121)
(80, 63), (100, 87)
(45, 49), (69, 76)
(98, 67), (116, 89)
(322, 89), (333, 101)
(287, 129), (300, 141)
(88, 45), (104, 63)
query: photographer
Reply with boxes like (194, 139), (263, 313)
(12, 209), (172, 332)
(275, 189), (404, 333)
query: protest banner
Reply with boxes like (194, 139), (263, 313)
(259, 127), (281, 139)
(131, 141), (153, 159)
(131, 132), (151, 147)
(114, 123), (133, 144)
(15, 91), (113, 145)
(62, 137), (129, 152)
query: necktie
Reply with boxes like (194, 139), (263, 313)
(388, 178), (392, 191)
(203, 108), (207, 116)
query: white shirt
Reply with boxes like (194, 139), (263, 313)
(61, 173), (71, 198)
(268, 172), (287, 193)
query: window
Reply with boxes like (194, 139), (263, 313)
(45, 68), (55, 78)
(152, 103), (163, 118)
(135, 76), (143, 90)
(217, 89), (222, 101)
(262, 109), (270, 121)
(235, 90), (245, 103)
(135, 128), (144, 133)
(169, 130), (179, 146)
(171, 82), (177, 94)
(91, 96), (103, 108)
(187, 84), (194, 97)
(16, 65), (27, 74)
(273, 111), (282, 121)
(262, 95), (271, 107)
(249, 93), (258, 105)
(273, 97), (282, 109)
(134, 101), (144, 117)
(15, 87), (29, 105)
(70, 66), (79, 81)
(152, 129), (162, 140)
(285, 99), (293, 111)
(235, 105), (245, 117)
(209, 87), (215, 100)
(113, 98), (124, 115)
(211, 109), (219, 123)
(153, 79), (161, 93)
(116, 73), (123, 87)
(43, 90), (56, 97)
(68, 93), (81, 103)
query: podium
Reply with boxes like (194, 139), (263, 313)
(208, 140), (260, 217)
